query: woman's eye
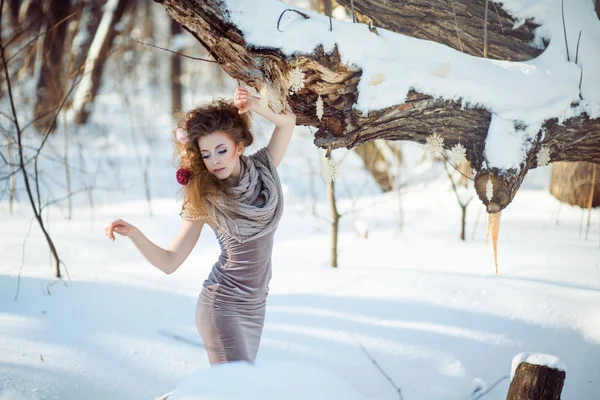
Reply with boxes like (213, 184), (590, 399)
(202, 154), (210, 159)
(217, 149), (227, 155)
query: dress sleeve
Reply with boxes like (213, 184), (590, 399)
(248, 147), (275, 169)
(180, 201), (207, 221)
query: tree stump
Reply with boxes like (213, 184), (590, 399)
(507, 355), (566, 400)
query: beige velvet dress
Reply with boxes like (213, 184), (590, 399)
(195, 227), (275, 364)
(182, 148), (282, 365)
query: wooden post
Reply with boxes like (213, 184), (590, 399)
(507, 357), (566, 400)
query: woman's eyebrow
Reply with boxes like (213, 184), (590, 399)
(200, 143), (226, 152)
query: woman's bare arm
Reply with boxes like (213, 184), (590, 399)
(234, 87), (296, 168)
(106, 218), (205, 275)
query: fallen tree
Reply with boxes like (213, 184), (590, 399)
(153, 0), (600, 213)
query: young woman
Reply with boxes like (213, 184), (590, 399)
(105, 87), (296, 365)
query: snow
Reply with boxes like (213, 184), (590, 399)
(510, 353), (567, 381)
(222, 0), (600, 170)
(2, 1), (600, 399)
(168, 360), (362, 400)
(484, 115), (537, 170)
(1, 124), (600, 399)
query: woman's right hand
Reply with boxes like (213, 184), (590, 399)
(105, 219), (138, 241)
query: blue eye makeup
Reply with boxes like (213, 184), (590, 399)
(201, 149), (227, 159)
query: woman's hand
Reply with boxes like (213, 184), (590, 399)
(233, 86), (251, 114)
(105, 219), (139, 241)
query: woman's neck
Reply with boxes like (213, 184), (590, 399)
(224, 157), (242, 186)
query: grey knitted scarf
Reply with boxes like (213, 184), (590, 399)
(205, 147), (283, 243)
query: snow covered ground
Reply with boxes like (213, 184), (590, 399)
(1, 0), (599, 397)
(1, 134), (599, 399)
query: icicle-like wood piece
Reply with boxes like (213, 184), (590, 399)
(486, 211), (502, 274)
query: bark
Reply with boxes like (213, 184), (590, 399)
(71, 0), (104, 76)
(353, 141), (393, 192)
(170, 18), (183, 115)
(507, 362), (565, 400)
(15, 0), (44, 78)
(327, 178), (339, 268)
(71, 0), (130, 125)
(7, 0), (20, 29)
(154, 0), (600, 212)
(336, 0), (543, 61)
(550, 162), (600, 208)
(32, 0), (71, 134)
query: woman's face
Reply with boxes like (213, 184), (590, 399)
(198, 130), (243, 181)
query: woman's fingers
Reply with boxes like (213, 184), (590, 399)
(105, 219), (128, 241)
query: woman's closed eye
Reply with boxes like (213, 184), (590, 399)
(202, 149), (227, 159)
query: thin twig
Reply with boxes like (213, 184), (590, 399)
(471, 375), (509, 399)
(443, 160), (472, 209)
(350, 0), (356, 23)
(357, 341), (404, 400)
(483, 0), (489, 58)
(450, 0), (464, 52)
(579, 65), (583, 100)
(439, 152), (474, 181)
(34, 156), (41, 211)
(15, 217), (36, 301)
(133, 39), (218, 62)
(5, 11), (78, 64)
(1, 24), (65, 278)
(276, 9), (310, 32)
(562, 0), (570, 61)
(575, 30), (582, 64)
(492, 2), (505, 34)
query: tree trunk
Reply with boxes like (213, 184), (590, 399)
(16, 0), (45, 79)
(71, 0), (130, 125)
(353, 141), (393, 192)
(550, 162), (600, 208)
(71, 0), (103, 76)
(7, 0), (20, 29)
(32, 0), (71, 134)
(507, 362), (565, 400)
(328, 178), (340, 268)
(336, 0), (543, 61)
(154, 0), (600, 213)
(170, 19), (183, 115)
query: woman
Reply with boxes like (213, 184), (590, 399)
(105, 86), (296, 365)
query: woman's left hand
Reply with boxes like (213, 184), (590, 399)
(233, 87), (251, 114)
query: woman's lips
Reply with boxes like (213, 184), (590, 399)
(213, 167), (225, 173)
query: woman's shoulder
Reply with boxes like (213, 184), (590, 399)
(180, 201), (209, 222)
(247, 147), (274, 167)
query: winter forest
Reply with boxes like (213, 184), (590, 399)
(1, 0), (599, 399)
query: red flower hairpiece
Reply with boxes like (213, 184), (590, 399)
(176, 167), (192, 185)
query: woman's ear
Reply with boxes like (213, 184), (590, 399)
(236, 142), (244, 155)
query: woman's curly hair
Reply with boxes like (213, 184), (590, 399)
(173, 99), (254, 217)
